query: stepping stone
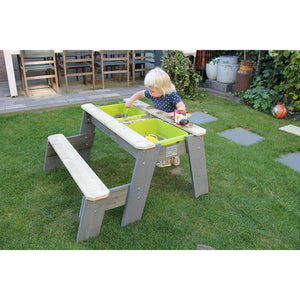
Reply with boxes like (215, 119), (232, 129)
(197, 244), (215, 250)
(189, 112), (218, 124)
(218, 128), (264, 146)
(279, 124), (300, 137)
(276, 152), (300, 173)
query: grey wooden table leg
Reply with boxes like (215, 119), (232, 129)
(79, 111), (95, 161)
(121, 144), (161, 227)
(44, 140), (60, 171)
(77, 196), (108, 242)
(185, 135), (209, 198)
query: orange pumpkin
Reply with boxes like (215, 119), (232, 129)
(272, 104), (287, 119)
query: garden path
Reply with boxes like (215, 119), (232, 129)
(189, 112), (300, 173)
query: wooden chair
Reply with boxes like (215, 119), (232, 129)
(94, 50), (130, 89)
(57, 50), (95, 93)
(130, 50), (155, 84)
(19, 50), (59, 96)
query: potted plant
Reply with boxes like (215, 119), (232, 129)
(206, 58), (219, 80)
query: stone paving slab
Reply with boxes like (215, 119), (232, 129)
(189, 112), (218, 124)
(276, 152), (300, 173)
(218, 128), (264, 146)
(0, 84), (145, 114)
(279, 124), (300, 137)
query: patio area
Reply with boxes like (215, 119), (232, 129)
(0, 78), (145, 114)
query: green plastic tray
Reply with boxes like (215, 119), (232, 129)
(98, 103), (147, 121)
(126, 119), (188, 146)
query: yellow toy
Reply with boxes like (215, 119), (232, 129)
(144, 134), (158, 142)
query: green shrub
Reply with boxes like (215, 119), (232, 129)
(161, 50), (201, 99)
(274, 50), (300, 111)
(241, 86), (281, 113)
(238, 50), (300, 114)
(294, 100), (300, 112)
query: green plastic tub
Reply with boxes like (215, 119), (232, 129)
(98, 103), (147, 121)
(126, 119), (188, 146)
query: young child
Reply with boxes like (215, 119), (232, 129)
(125, 67), (186, 167)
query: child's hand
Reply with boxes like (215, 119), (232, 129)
(125, 99), (131, 109)
(166, 112), (173, 118)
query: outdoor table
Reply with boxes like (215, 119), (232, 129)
(44, 100), (209, 241)
(79, 101), (208, 227)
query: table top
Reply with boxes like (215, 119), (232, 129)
(132, 100), (206, 136)
(81, 103), (156, 150)
(82, 102), (206, 151)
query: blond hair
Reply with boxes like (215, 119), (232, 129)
(144, 67), (176, 96)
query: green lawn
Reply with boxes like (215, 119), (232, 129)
(0, 92), (299, 250)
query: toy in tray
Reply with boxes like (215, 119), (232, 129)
(174, 109), (191, 125)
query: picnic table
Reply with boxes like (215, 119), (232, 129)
(44, 101), (208, 241)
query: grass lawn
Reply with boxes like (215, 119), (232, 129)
(0, 92), (299, 250)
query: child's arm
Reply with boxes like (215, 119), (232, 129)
(166, 101), (186, 118)
(176, 101), (186, 111)
(125, 90), (146, 108)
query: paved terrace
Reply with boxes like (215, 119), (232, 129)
(0, 80), (145, 114)
(0, 78), (245, 115)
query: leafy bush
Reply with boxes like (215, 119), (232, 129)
(161, 50), (201, 99)
(294, 100), (300, 112)
(241, 86), (281, 113)
(274, 50), (300, 111)
(235, 50), (300, 114)
(238, 51), (283, 113)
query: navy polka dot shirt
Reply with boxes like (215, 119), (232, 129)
(145, 90), (182, 113)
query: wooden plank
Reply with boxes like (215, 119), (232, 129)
(185, 135), (209, 197)
(45, 133), (95, 158)
(44, 140), (60, 171)
(66, 72), (93, 77)
(80, 111), (95, 135)
(26, 74), (56, 80)
(64, 58), (93, 63)
(103, 70), (128, 74)
(132, 100), (207, 136)
(156, 139), (187, 161)
(47, 134), (110, 201)
(121, 144), (161, 227)
(90, 116), (141, 158)
(81, 103), (155, 150)
(77, 197), (109, 242)
(24, 60), (54, 66)
(105, 184), (130, 211)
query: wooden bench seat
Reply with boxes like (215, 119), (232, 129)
(47, 133), (110, 201)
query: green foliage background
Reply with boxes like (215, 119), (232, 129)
(215, 50), (300, 114)
(161, 50), (201, 99)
